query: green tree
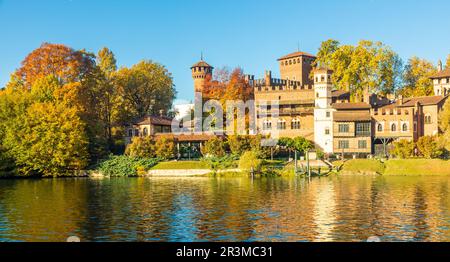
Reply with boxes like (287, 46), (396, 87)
(399, 57), (436, 97)
(239, 151), (263, 173)
(114, 60), (176, 119)
(154, 136), (176, 160)
(315, 40), (403, 96)
(417, 136), (444, 159)
(202, 137), (227, 157)
(390, 139), (415, 159)
(125, 137), (156, 158)
(3, 102), (89, 177)
(314, 39), (340, 68)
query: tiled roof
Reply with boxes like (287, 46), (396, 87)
(398, 95), (448, 107)
(334, 111), (371, 122)
(154, 133), (225, 142)
(332, 102), (371, 110)
(135, 115), (173, 126)
(430, 68), (450, 79)
(191, 61), (213, 68)
(332, 90), (350, 98)
(277, 51), (316, 61)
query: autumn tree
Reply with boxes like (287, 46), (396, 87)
(16, 43), (96, 88)
(439, 99), (450, 151)
(114, 60), (176, 120)
(446, 54), (450, 69)
(417, 136), (444, 159)
(399, 57), (436, 97)
(315, 40), (403, 96)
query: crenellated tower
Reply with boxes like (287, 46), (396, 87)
(191, 60), (213, 93)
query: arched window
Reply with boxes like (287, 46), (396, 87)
(143, 127), (148, 136)
(134, 129), (139, 137)
(425, 115), (432, 124)
(277, 119), (286, 130)
(391, 123), (397, 132)
(377, 123), (383, 132)
(291, 119), (301, 130)
(402, 123), (408, 132)
(263, 120), (272, 130)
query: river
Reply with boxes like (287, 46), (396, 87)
(0, 175), (449, 242)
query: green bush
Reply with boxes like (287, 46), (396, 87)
(96, 155), (160, 177)
(228, 135), (271, 159)
(239, 151), (263, 173)
(201, 137), (227, 157)
(417, 136), (444, 159)
(390, 139), (415, 159)
(125, 137), (156, 158)
(201, 155), (239, 170)
(155, 136), (176, 160)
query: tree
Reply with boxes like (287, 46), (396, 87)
(3, 102), (89, 177)
(154, 136), (176, 160)
(125, 137), (156, 158)
(399, 57), (436, 97)
(239, 151), (263, 173)
(315, 40), (403, 96)
(314, 39), (340, 68)
(390, 139), (415, 159)
(114, 60), (176, 119)
(417, 136), (444, 159)
(16, 43), (96, 88)
(202, 137), (227, 158)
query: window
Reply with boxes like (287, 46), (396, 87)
(356, 122), (371, 136)
(316, 92), (320, 98)
(263, 121), (272, 130)
(358, 140), (367, 149)
(338, 124), (350, 133)
(425, 115), (432, 124)
(128, 129), (133, 137)
(143, 128), (148, 136)
(326, 111), (331, 118)
(391, 123), (397, 132)
(134, 129), (139, 137)
(414, 122), (417, 132)
(338, 140), (349, 149)
(291, 119), (301, 129)
(402, 123), (408, 132)
(377, 123), (383, 132)
(277, 120), (286, 130)
(325, 128), (330, 135)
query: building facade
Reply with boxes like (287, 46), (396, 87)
(125, 52), (449, 158)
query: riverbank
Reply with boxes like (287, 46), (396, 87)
(337, 159), (450, 176)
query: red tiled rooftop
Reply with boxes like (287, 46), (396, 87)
(278, 51), (316, 61)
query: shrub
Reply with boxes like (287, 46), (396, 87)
(96, 155), (160, 177)
(417, 136), (444, 159)
(228, 135), (270, 159)
(390, 139), (415, 159)
(201, 155), (239, 170)
(155, 136), (176, 160)
(125, 137), (156, 158)
(239, 151), (263, 173)
(201, 137), (227, 157)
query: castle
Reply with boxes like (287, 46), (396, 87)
(188, 51), (449, 157)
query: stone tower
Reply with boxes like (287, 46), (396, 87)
(278, 51), (316, 86)
(191, 60), (213, 93)
(313, 67), (334, 154)
(314, 68), (333, 109)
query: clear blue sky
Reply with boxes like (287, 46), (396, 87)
(1, 0), (450, 104)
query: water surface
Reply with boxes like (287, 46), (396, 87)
(0, 175), (449, 242)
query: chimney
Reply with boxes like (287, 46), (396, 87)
(398, 94), (403, 106)
(438, 60), (443, 72)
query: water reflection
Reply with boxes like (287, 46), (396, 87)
(0, 175), (449, 242)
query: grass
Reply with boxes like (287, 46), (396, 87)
(340, 159), (385, 175)
(151, 161), (211, 170)
(384, 159), (450, 176)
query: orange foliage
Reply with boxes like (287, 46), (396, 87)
(16, 43), (95, 87)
